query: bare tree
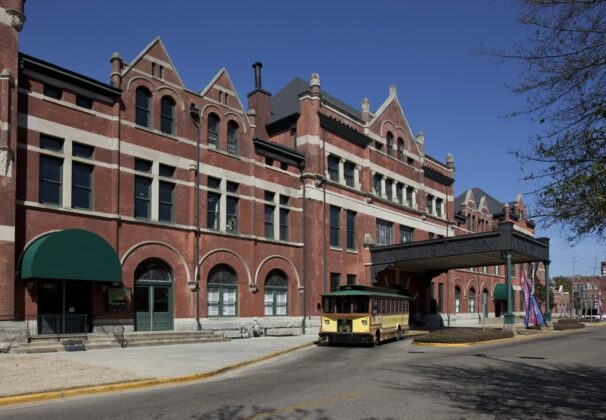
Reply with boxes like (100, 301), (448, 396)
(498, 0), (606, 241)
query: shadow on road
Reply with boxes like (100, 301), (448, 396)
(379, 359), (606, 419)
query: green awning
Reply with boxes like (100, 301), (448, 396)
(493, 284), (514, 301)
(21, 229), (122, 282)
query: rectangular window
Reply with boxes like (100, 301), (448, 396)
(279, 194), (289, 206)
(385, 178), (393, 201)
(347, 274), (357, 285)
(279, 208), (289, 241)
(159, 164), (175, 178)
(207, 191), (220, 230)
(406, 187), (414, 207)
(40, 134), (64, 152)
(346, 210), (356, 250)
(75, 94), (93, 109)
(72, 142), (94, 159)
(159, 181), (175, 222)
(399, 225), (414, 243)
(436, 198), (443, 218)
(135, 158), (153, 173)
(226, 196), (238, 233)
(426, 195), (434, 214)
(438, 283), (444, 313)
(330, 273), (341, 292)
(208, 176), (221, 190)
(264, 204), (275, 239)
(330, 206), (341, 248)
(373, 174), (382, 196)
(327, 155), (339, 182)
(72, 162), (93, 210)
(39, 155), (63, 205)
(226, 181), (239, 193)
(43, 84), (62, 100)
(134, 175), (152, 219)
(376, 220), (393, 246)
(344, 161), (355, 187)
(396, 184), (403, 205)
(264, 191), (275, 202)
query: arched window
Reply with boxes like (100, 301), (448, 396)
(227, 121), (238, 155)
(134, 259), (173, 331)
(386, 132), (394, 156)
(468, 287), (476, 313)
(207, 264), (237, 316)
(455, 286), (461, 313)
(135, 258), (171, 282)
(264, 269), (288, 316)
(207, 113), (219, 149)
(397, 138), (404, 161)
(482, 288), (489, 317)
(135, 87), (151, 128)
(160, 96), (176, 135)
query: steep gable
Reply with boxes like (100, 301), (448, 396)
(122, 37), (185, 88)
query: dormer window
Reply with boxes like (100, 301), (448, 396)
(135, 87), (151, 128)
(207, 113), (220, 149)
(160, 96), (176, 135)
(386, 132), (394, 156)
(227, 121), (239, 155)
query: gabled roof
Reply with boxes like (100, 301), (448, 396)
(122, 37), (185, 87)
(455, 187), (505, 215)
(270, 77), (364, 124)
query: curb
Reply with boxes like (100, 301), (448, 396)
(411, 330), (553, 348)
(0, 341), (315, 407)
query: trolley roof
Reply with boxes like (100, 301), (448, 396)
(321, 285), (410, 299)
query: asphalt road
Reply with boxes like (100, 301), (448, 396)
(1, 327), (605, 420)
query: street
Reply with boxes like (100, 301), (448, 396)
(1, 327), (605, 419)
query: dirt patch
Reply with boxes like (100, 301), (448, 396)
(413, 327), (514, 344)
(0, 355), (147, 397)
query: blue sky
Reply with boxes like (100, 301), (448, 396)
(19, 0), (605, 276)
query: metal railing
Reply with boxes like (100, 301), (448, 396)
(26, 314), (89, 337)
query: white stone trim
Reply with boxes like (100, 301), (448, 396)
(0, 225), (15, 242)
(21, 200), (120, 220)
(21, 69), (116, 103)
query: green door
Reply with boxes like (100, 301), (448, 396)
(134, 259), (173, 331)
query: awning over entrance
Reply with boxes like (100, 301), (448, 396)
(370, 222), (549, 278)
(21, 229), (122, 282)
(493, 284), (514, 300)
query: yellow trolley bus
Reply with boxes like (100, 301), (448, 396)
(319, 285), (410, 345)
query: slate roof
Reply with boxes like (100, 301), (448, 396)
(454, 187), (505, 215)
(270, 77), (364, 124)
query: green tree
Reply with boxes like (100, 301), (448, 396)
(534, 281), (555, 309)
(495, 1), (606, 241)
(552, 275), (572, 292)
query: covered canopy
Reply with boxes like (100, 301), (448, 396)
(21, 229), (122, 282)
(493, 284), (515, 300)
(371, 222), (549, 278)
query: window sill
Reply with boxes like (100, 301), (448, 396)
(42, 95), (97, 116)
(207, 146), (242, 161)
(346, 249), (358, 254)
(330, 246), (343, 251)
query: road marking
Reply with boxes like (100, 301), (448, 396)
(244, 390), (362, 419)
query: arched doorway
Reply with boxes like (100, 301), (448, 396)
(207, 264), (237, 317)
(264, 269), (288, 316)
(134, 259), (173, 331)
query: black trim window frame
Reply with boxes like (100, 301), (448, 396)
(344, 161), (355, 187)
(264, 204), (275, 239)
(135, 87), (151, 128)
(330, 273), (341, 292)
(159, 180), (175, 222)
(75, 94), (93, 110)
(279, 207), (289, 241)
(160, 96), (176, 135)
(39, 155), (63, 205)
(376, 219), (393, 246)
(373, 173), (382, 196)
(43, 84), (62, 100)
(329, 205), (341, 248)
(226, 121), (238, 155)
(327, 155), (339, 182)
(134, 175), (152, 219)
(226, 195), (238, 233)
(207, 191), (220, 230)
(346, 210), (356, 251)
(72, 161), (93, 210)
(399, 225), (414, 244)
(386, 132), (394, 156)
(397, 138), (404, 161)
(385, 178), (393, 201)
(207, 114), (220, 149)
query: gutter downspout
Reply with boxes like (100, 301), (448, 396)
(190, 104), (201, 330)
(302, 163), (307, 335)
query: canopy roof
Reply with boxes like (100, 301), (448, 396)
(21, 229), (122, 282)
(371, 222), (549, 278)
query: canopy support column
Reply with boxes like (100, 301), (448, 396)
(504, 250), (515, 326)
(544, 260), (551, 322)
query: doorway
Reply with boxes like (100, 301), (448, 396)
(37, 280), (91, 334)
(134, 259), (173, 331)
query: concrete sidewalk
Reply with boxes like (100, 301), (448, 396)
(0, 335), (315, 404)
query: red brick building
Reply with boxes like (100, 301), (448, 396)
(0, 1), (545, 335)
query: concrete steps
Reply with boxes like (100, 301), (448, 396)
(11, 330), (229, 354)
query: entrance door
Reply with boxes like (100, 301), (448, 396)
(135, 284), (172, 331)
(483, 290), (489, 318)
(37, 280), (91, 334)
(134, 259), (173, 331)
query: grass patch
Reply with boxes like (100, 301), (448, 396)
(553, 319), (585, 331)
(413, 327), (514, 344)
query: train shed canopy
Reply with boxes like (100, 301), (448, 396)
(370, 222), (549, 278)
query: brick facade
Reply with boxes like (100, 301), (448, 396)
(0, 2), (543, 333)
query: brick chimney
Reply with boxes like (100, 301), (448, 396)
(247, 62), (271, 140)
(109, 52), (123, 88)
